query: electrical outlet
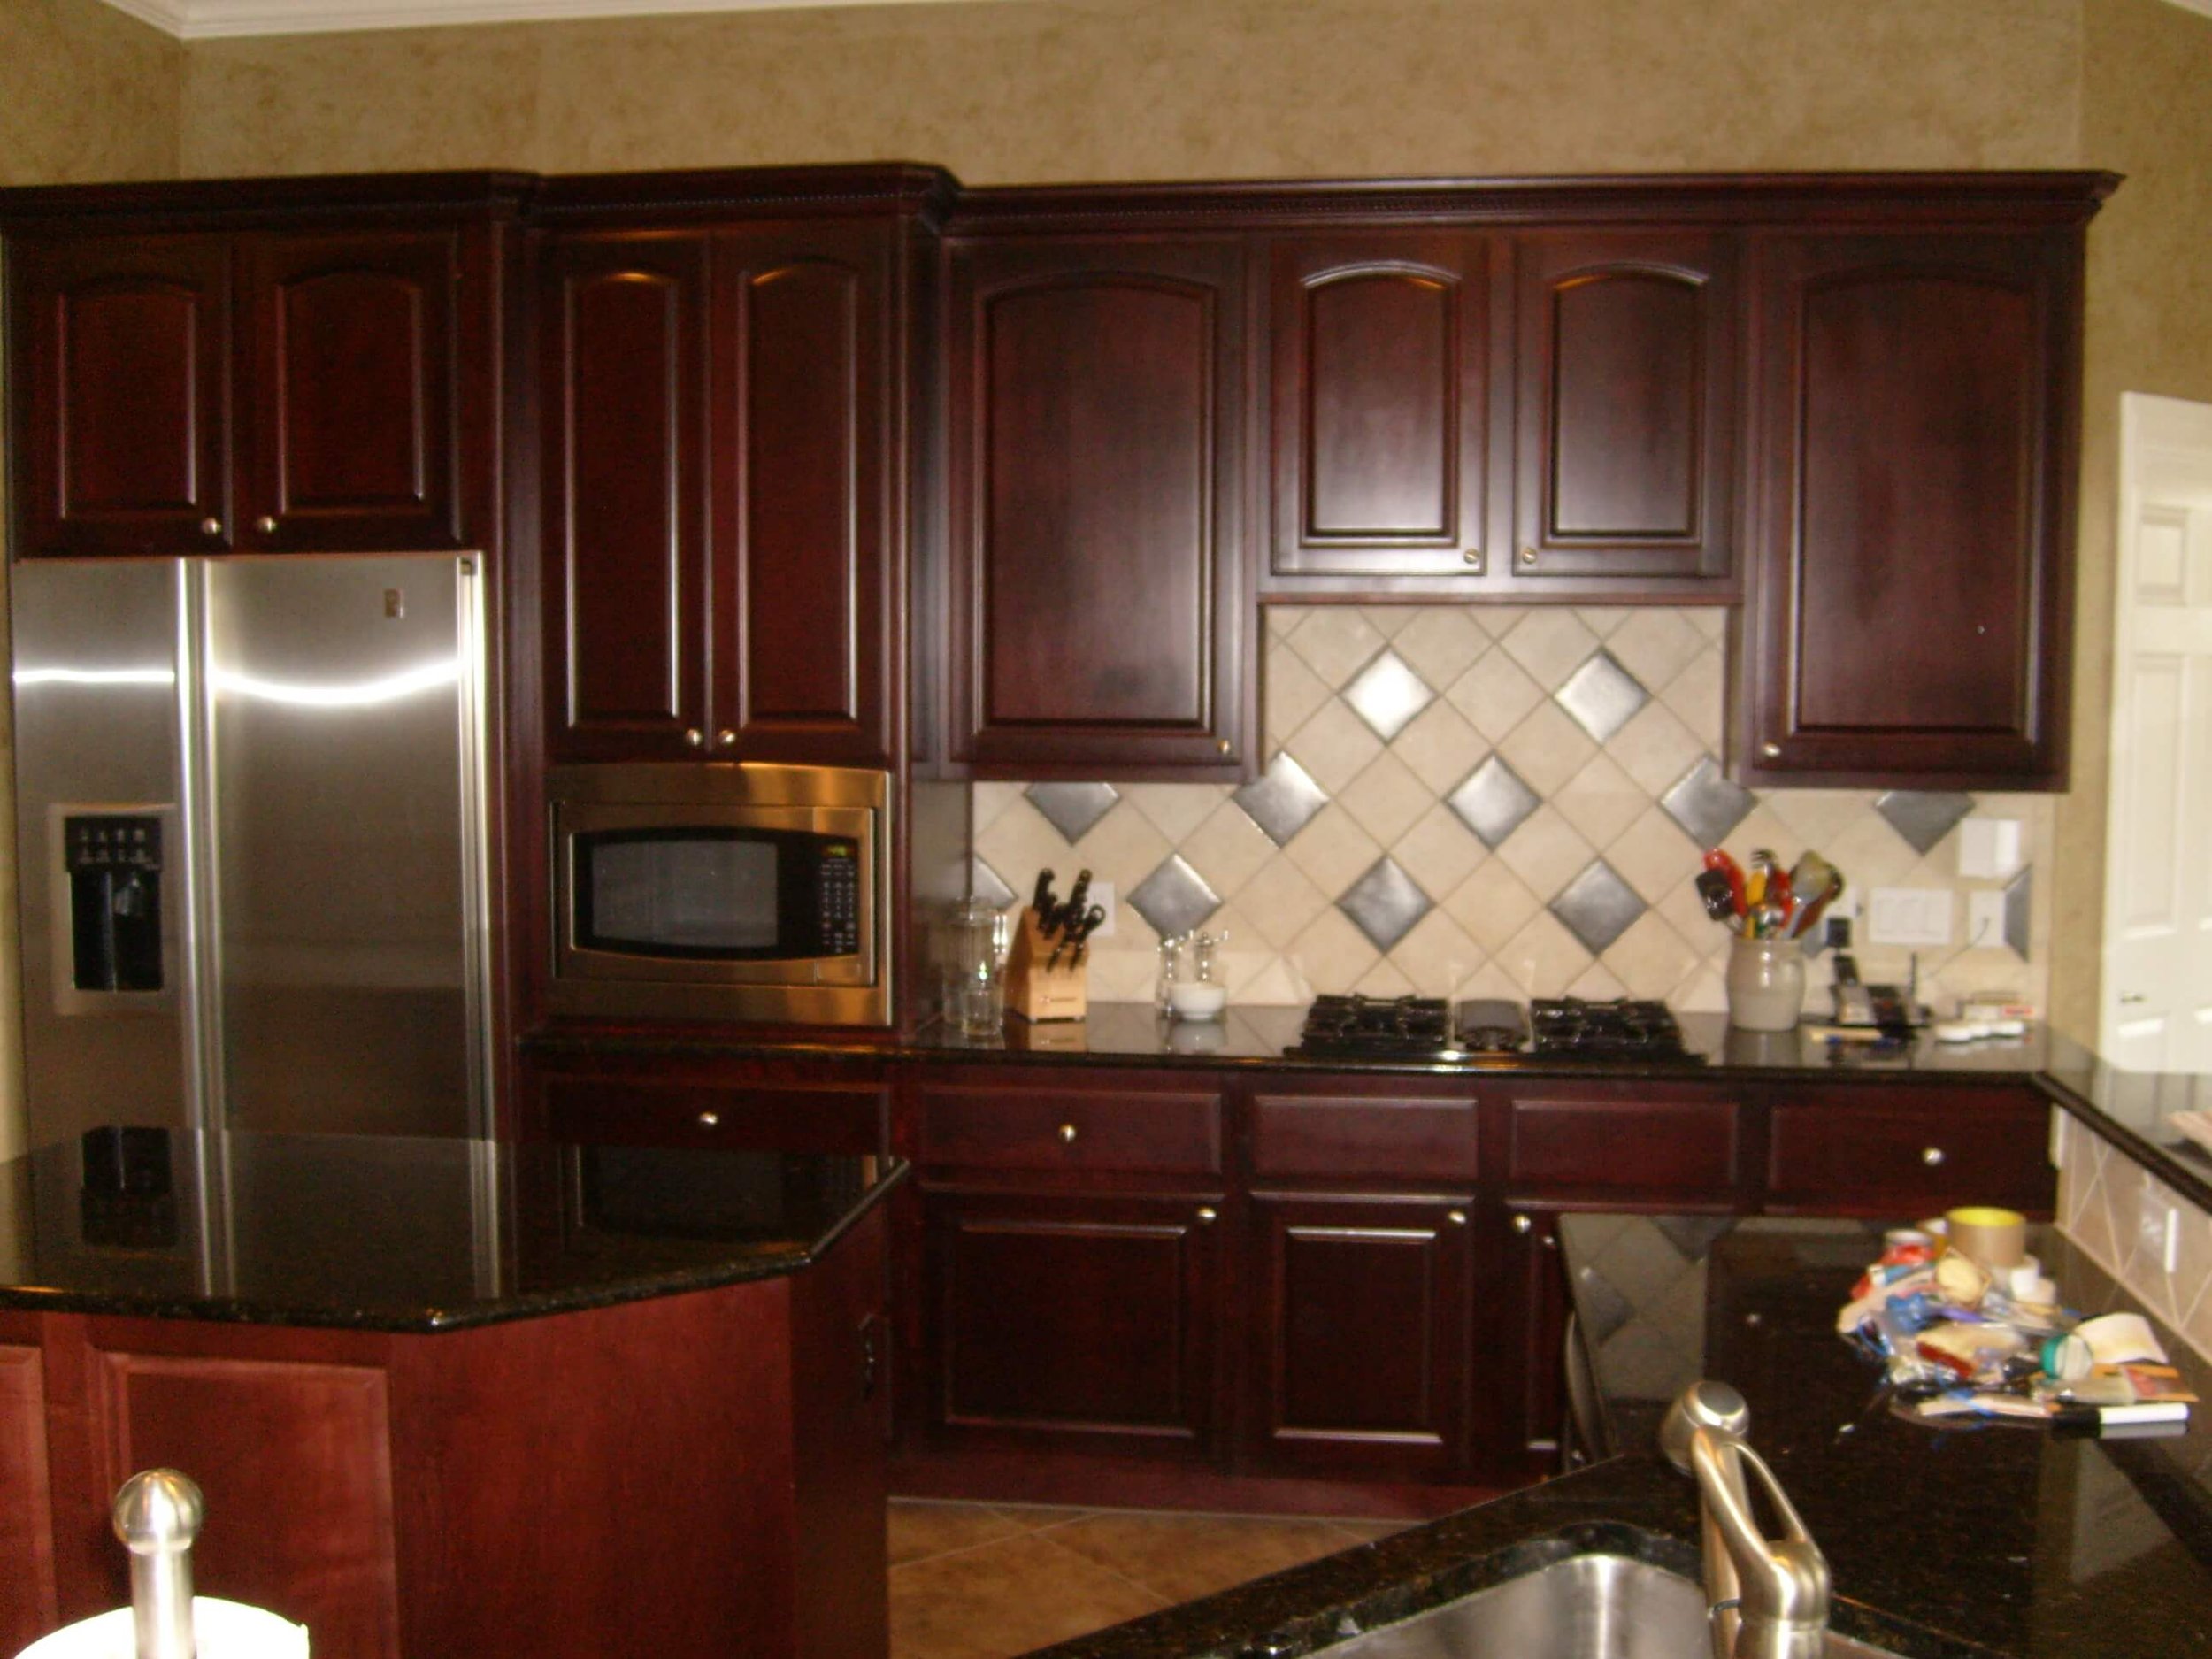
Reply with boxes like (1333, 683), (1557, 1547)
(1867, 887), (1953, 946)
(2140, 1193), (2181, 1277)
(1968, 890), (2008, 949)
(1087, 880), (1117, 940)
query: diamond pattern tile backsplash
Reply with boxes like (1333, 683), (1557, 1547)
(969, 606), (2055, 1016)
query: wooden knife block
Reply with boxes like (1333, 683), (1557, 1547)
(1004, 907), (1088, 1023)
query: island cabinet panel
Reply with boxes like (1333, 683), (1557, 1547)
(9, 225), (490, 560)
(1264, 234), (1496, 582)
(1502, 1084), (1746, 1202)
(1762, 1084), (2055, 1217)
(1244, 1193), (1475, 1481)
(918, 1080), (1223, 1177)
(524, 1051), (891, 1153)
(946, 236), (1249, 777)
(1511, 230), (1737, 586)
(0, 1337), (58, 1652)
(1735, 231), (2079, 788)
(1249, 1089), (1481, 1182)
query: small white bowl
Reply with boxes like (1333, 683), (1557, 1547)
(1167, 981), (1227, 1021)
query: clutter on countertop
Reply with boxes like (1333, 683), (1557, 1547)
(1836, 1205), (2195, 1436)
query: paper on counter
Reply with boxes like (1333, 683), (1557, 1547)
(2075, 1312), (2170, 1367)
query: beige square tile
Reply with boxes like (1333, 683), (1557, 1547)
(1119, 783), (1229, 847)
(1684, 608), (1728, 644)
(1605, 609), (1705, 693)
(1442, 649), (1546, 744)
(1655, 872), (1731, 956)
(1494, 910), (1595, 995)
(1237, 856), (1333, 950)
(1072, 806), (1174, 892)
(1599, 911), (1707, 1001)
(1282, 803), (1385, 899)
(1568, 960), (1630, 1000)
(1574, 605), (1634, 640)
(1240, 957), (1310, 1006)
(1497, 609), (1600, 693)
(1387, 909), (1484, 999)
(1465, 603), (1527, 641)
(974, 800), (1077, 905)
(1288, 908), (1382, 995)
(1453, 958), (1526, 1002)
(1674, 959), (1729, 1013)
(1821, 810), (1923, 895)
(1714, 803), (1799, 871)
(1607, 803), (1705, 903)
(1659, 647), (1726, 745)
(1390, 803), (1488, 900)
(1287, 607), (1387, 690)
(1390, 699), (1487, 795)
(1442, 859), (1543, 955)
(2175, 1205), (2212, 1348)
(1393, 607), (1490, 690)
(1493, 803), (1596, 902)
(1553, 752), (1649, 851)
(1337, 749), (1433, 849)
(1355, 958), (1423, 997)
(1264, 644), (1333, 747)
(1360, 605), (1418, 640)
(1087, 948), (1158, 1003)
(1179, 799), (1280, 900)
(1268, 607), (1303, 640)
(1609, 700), (1709, 799)
(1761, 789), (1874, 853)
(1496, 702), (1598, 798)
(1215, 945), (1278, 999)
(972, 783), (1027, 837)
(1284, 699), (1386, 795)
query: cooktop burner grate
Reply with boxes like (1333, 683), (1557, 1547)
(1528, 996), (1696, 1060)
(1291, 994), (1454, 1058)
(1286, 994), (1701, 1064)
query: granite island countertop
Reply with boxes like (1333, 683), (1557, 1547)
(1022, 1214), (2212, 1659)
(0, 1125), (903, 1333)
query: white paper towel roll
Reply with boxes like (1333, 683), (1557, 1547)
(16, 1599), (308, 1659)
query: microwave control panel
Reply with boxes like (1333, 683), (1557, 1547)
(820, 845), (861, 956)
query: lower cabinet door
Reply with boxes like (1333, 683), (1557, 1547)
(0, 1340), (58, 1652)
(1245, 1193), (1476, 1481)
(925, 1191), (1225, 1459)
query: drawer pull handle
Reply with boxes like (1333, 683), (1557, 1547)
(1921, 1146), (1946, 1166)
(1512, 1214), (1533, 1234)
(1448, 1210), (1468, 1226)
(1195, 1206), (1217, 1224)
(1760, 741), (1783, 759)
(199, 517), (223, 538)
(697, 1111), (720, 1128)
(1057, 1123), (1079, 1145)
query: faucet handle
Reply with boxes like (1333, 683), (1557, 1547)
(1660, 1378), (1749, 1471)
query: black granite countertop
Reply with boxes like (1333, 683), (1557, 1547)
(1025, 1215), (2212, 1659)
(0, 1126), (903, 1333)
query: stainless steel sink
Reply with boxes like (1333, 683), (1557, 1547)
(1314, 1554), (1903, 1658)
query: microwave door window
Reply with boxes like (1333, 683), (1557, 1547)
(579, 831), (783, 959)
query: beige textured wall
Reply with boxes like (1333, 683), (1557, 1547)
(2052, 0), (2212, 1042)
(180, 0), (2084, 180)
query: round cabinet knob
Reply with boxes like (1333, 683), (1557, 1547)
(1760, 741), (1783, 759)
(1517, 547), (1538, 567)
(1057, 1123), (1079, 1145)
(1922, 1146), (1946, 1167)
(254, 515), (278, 535)
(1512, 1214), (1533, 1234)
(1447, 1210), (1468, 1226)
(1463, 549), (1483, 570)
(1217, 738), (1232, 755)
(697, 1110), (720, 1128)
(716, 729), (736, 749)
(684, 728), (704, 748)
(1195, 1206), (1217, 1224)
(198, 517), (223, 538)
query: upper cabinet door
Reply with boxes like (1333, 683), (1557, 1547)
(1512, 231), (1737, 588)
(711, 222), (893, 766)
(541, 231), (713, 763)
(1737, 232), (2078, 789)
(1265, 234), (1496, 584)
(240, 229), (475, 553)
(948, 237), (1249, 778)
(9, 234), (234, 557)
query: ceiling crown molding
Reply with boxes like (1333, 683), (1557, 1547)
(99, 0), (994, 40)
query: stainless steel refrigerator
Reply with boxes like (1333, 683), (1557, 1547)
(11, 556), (492, 1147)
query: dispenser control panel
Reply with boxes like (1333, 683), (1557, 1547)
(64, 813), (165, 994)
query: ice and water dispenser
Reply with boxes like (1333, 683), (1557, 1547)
(62, 813), (165, 995)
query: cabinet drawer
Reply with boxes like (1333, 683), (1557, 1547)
(1250, 1093), (1479, 1181)
(538, 1071), (888, 1154)
(918, 1084), (1223, 1176)
(1507, 1088), (1741, 1197)
(1764, 1087), (2053, 1215)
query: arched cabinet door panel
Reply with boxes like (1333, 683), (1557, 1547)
(1737, 232), (2078, 788)
(948, 237), (1250, 778)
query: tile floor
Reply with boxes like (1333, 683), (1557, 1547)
(887, 1499), (1406, 1659)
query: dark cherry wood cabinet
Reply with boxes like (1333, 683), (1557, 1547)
(1762, 1083), (2055, 1217)
(522, 1050), (891, 1153)
(1733, 230), (2083, 789)
(1511, 230), (1737, 587)
(945, 235), (1251, 778)
(0, 1327), (57, 1654)
(539, 219), (900, 766)
(9, 225), (489, 559)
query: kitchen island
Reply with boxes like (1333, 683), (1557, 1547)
(0, 1127), (903, 1659)
(1017, 1215), (2212, 1658)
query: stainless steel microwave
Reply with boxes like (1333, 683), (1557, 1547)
(548, 764), (890, 1026)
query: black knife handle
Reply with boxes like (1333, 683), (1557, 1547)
(1032, 868), (1056, 918)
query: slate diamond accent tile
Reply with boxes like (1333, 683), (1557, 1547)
(967, 857), (1017, 909)
(1573, 1263), (1636, 1344)
(1337, 856), (1432, 952)
(1233, 751), (1331, 847)
(1653, 1215), (1733, 1261)
(1447, 755), (1541, 849)
(2004, 865), (2033, 958)
(1127, 854), (1222, 941)
(1554, 649), (1650, 744)
(1660, 756), (1755, 849)
(1875, 789), (1977, 856)
(1025, 782), (1121, 843)
(1343, 649), (1437, 742)
(1548, 859), (1647, 956)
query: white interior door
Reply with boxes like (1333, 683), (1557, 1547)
(2101, 394), (2212, 1072)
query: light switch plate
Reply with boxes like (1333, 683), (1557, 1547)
(1968, 890), (2008, 949)
(1867, 887), (1953, 946)
(1088, 880), (1117, 940)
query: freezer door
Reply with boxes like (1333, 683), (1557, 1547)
(204, 557), (487, 1137)
(10, 560), (193, 1144)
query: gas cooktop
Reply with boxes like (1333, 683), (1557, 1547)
(1288, 995), (1701, 1065)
